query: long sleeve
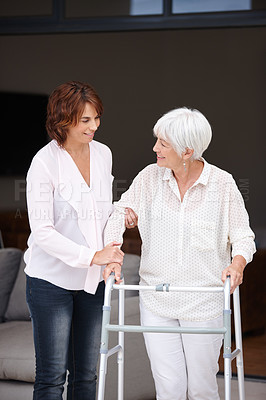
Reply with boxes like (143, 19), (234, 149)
(103, 160), (256, 321)
(26, 156), (96, 268)
(104, 169), (144, 246)
(228, 177), (256, 264)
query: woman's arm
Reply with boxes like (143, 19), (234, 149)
(222, 177), (256, 292)
(27, 156), (123, 268)
(102, 206), (138, 283)
(103, 170), (145, 281)
(104, 171), (143, 246)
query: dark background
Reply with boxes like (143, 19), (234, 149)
(0, 92), (48, 175)
(0, 2), (265, 240)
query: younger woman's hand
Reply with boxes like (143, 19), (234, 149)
(91, 242), (124, 266)
(103, 263), (122, 284)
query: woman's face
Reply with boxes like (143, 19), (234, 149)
(153, 137), (182, 170)
(67, 102), (100, 144)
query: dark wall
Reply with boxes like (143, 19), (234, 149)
(0, 92), (48, 175)
(0, 27), (265, 230)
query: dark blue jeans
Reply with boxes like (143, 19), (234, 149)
(26, 276), (105, 400)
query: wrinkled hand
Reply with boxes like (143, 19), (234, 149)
(221, 255), (246, 293)
(125, 207), (138, 229)
(91, 242), (124, 266)
(103, 262), (122, 284)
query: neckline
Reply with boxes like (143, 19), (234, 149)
(163, 157), (210, 187)
(61, 141), (92, 189)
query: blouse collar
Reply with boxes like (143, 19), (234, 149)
(162, 157), (211, 187)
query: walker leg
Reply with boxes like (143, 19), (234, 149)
(97, 276), (115, 400)
(223, 277), (232, 400)
(98, 311), (111, 400)
(98, 354), (108, 400)
(224, 357), (232, 400)
(117, 284), (125, 400)
(233, 287), (245, 400)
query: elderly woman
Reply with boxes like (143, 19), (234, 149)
(24, 81), (137, 400)
(103, 107), (256, 400)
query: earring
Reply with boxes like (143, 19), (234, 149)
(183, 161), (186, 172)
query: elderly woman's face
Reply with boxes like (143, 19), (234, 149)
(153, 137), (182, 170)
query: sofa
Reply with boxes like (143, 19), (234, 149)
(0, 248), (156, 400)
(1, 244), (266, 400)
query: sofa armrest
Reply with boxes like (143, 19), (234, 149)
(4, 253), (30, 322)
(0, 248), (22, 322)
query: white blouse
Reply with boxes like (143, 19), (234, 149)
(104, 159), (256, 321)
(24, 139), (113, 294)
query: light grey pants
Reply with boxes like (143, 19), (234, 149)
(140, 299), (223, 400)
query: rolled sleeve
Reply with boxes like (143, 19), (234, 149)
(228, 177), (256, 265)
(104, 171), (143, 246)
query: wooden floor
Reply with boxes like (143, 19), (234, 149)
(219, 333), (266, 378)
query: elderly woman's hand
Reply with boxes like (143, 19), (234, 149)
(221, 255), (246, 293)
(125, 207), (138, 229)
(103, 262), (122, 284)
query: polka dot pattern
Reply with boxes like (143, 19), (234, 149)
(105, 159), (256, 321)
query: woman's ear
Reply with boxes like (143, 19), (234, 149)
(183, 148), (194, 160)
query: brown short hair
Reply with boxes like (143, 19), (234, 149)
(46, 81), (103, 146)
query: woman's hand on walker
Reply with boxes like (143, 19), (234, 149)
(125, 207), (138, 229)
(221, 255), (246, 294)
(103, 263), (122, 284)
(91, 242), (124, 266)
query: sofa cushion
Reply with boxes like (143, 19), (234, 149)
(0, 321), (35, 382)
(0, 248), (22, 322)
(5, 254), (30, 321)
(0, 380), (34, 400)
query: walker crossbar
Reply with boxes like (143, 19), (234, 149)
(105, 324), (227, 335)
(97, 276), (245, 400)
(112, 284), (224, 293)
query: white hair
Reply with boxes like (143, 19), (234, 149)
(153, 107), (212, 160)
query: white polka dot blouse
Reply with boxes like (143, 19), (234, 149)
(104, 159), (256, 321)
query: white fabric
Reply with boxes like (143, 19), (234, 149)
(140, 299), (223, 400)
(24, 139), (113, 294)
(104, 159), (256, 320)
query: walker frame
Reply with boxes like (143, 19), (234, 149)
(97, 276), (245, 400)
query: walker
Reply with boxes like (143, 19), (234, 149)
(97, 276), (245, 400)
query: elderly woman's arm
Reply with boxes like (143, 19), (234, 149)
(103, 170), (145, 282)
(222, 177), (256, 293)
